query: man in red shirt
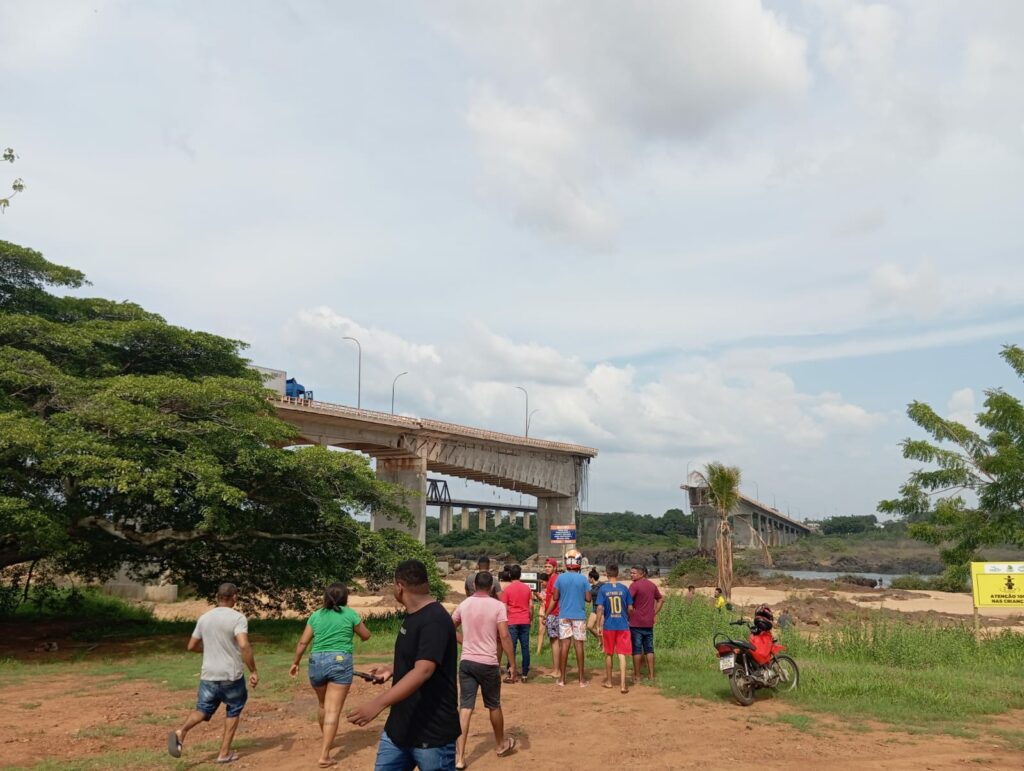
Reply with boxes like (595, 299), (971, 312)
(540, 558), (562, 681)
(628, 565), (664, 681)
(499, 564), (533, 682)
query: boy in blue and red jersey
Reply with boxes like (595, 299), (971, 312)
(595, 563), (633, 693)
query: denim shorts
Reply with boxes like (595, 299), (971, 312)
(631, 626), (655, 655)
(309, 651), (354, 687)
(374, 731), (456, 771)
(196, 677), (248, 718)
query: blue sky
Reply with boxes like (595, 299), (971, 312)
(3, 1), (1022, 520)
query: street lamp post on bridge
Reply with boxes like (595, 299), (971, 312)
(514, 386), (529, 437)
(527, 409), (540, 437)
(342, 336), (362, 409)
(391, 371), (408, 414)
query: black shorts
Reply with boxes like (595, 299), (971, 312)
(459, 660), (501, 710)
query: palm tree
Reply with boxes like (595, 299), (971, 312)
(695, 462), (742, 601)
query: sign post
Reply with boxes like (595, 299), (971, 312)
(969, 562), (1024, 641)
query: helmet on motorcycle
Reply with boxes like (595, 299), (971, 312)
(564, 550), (583, 570)
(753, 604), (774, 632)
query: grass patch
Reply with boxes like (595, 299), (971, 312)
(990, 729), (1024, 750)
(3, 749), (186, 770)
(74, 725), (129, 739)
(773, 713), (816, 732)
(0, 612), (406, 700)
(652, 596), (1024, 729)
(7, 588), (154, 623)
(18, 702), (41, 710)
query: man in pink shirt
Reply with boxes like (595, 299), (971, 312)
(499, 564), (533, 682)
(452, 571), (517, 767)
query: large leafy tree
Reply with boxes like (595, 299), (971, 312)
(695, 462), (742, 600)
(880, 345), (1024, 589)
(0, 240), (407, 608)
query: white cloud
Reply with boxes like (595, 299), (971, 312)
(450, 0), (810, 242)
(869, 262), (942, 320)
(279, 308), (888, 513)
(946, 387), (978, 430)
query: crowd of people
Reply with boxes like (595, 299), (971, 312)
(165, 553), (699, 769)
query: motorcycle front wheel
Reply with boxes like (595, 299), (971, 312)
(729, 667), (756, 706)
(771, 655), (799, 692)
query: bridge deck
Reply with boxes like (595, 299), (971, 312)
(275, 396), (598, 457)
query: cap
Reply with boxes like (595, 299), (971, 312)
(545, 557), (558, 568)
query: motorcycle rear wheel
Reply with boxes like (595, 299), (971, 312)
(771, 655), (799, 692)
(729, 668), (756, 706)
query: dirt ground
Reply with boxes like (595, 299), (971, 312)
(5, 581), (1024, 769)
(1, 663), (1022, 770)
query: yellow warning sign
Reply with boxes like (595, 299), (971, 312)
(971, 562), (1024, 608)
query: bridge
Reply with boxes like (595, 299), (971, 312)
(426, 478), (539, 532)
(681, 479), (811, 550)
(273, 395), (598, 557)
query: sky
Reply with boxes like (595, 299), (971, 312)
(3, 1), (1023, 521)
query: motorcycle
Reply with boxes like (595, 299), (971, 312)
(713, 618), (799, 706)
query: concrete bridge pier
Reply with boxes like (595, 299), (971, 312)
(461, 507), (470, 531)
(524, 511), (531, 529)
(536, 496), (575, 558)
(372, 457), (427, 542)
(478, 509), (487, 530)
(439, 505), (453, 535)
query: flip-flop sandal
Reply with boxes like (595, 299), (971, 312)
(318, 760), (338, 768)
(215, 752), (239, 764)
(455, 762), (467, 771)
(496, 737), (517, 757)
(167, 731), (182, 758)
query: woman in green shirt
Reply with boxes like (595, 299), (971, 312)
(290, 583), (371, 768)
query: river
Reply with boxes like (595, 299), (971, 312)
(754, 568), (938, 588)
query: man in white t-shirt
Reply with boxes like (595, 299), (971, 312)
(452, 571), (517, 767)
(167, 583), (259, 764)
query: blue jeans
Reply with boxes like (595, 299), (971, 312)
(308, 651), (354, 687)
(374, 731), (456, 771)
(631, 627), (655, 655)
(508, 623), (531, 676)
(195, 677), (247, 718)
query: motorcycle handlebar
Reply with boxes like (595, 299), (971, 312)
(729, 618), (748, 626)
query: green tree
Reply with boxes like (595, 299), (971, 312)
(0, 240), (408, 609)
(1, 148), (25, 213)
(694, 462), (742, 600)
(820, 514), (878, 535)
(358, 527), (448, 600)
(880, 344), (1024, 589)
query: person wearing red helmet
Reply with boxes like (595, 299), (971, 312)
(551, 550), (592, 687)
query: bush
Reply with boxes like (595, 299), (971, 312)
(667, 556), (716, 586)
(358, 528), (448, 601)
(890, 572), (967, 593)
(890, 574), (935, 590)
(8, 587), (153, 621)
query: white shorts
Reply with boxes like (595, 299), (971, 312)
(558, 618), (587, 641)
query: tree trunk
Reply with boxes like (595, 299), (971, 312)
(716, 513), (734, 601)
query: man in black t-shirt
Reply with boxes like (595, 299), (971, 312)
(348, 560), (460, 770)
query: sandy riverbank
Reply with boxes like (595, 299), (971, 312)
(148, 576), (1024, 631)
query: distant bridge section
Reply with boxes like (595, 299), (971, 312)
(681, 481), (811, 550)
(274, 396), (597, 557)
